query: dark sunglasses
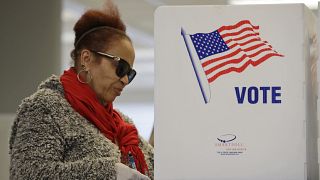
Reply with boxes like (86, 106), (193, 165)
(91, 50), (136, 84)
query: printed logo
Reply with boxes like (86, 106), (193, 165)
(181, 20), (284, 103)
(215, 134), (246, 156)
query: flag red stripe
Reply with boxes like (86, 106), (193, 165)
(224, 33), (260, 42)
(246, 47), (275, 59)
(228, 43), (237, 49)
(207, 53), (284, 83)
(218, 20), (259, 33)
(225, 37), (262, 47)
(220, 27), (260, 39)
(244, 43), (266, 51)
(202, 49), (241, 67)
(204, 48), (276, 75)
(205, 54), (246, 75)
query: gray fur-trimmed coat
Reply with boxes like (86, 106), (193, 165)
(9, 75), (154, 180)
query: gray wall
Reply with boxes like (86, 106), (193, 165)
(0, 0), (62, 113)
(0, 1), (62, 179)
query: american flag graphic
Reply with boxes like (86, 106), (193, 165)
(187, 20), (284, 84)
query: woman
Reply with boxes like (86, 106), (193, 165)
(9, 2), (153, 180)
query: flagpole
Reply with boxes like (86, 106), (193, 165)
(181, 28), (209, 103)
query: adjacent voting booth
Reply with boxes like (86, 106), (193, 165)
(155, 4), (318, 180)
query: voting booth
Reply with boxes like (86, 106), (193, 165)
(155, 4), (318, 180)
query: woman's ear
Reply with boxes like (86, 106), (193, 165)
(80, 49), (93, 69)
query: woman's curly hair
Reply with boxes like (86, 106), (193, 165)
(71, 0), (130, 63)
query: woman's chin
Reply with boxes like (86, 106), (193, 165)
(98, 90), (119, 104)
(103, 95), (117, 104)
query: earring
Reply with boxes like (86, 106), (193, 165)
(77, 65), (92, 84)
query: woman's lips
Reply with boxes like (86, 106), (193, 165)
(114, 87), (123, 96)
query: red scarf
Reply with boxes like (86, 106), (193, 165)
(60, 68), (148, 175)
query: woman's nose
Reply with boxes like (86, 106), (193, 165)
(120, 75), (129, 85)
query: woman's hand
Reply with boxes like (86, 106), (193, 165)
(116, 163), (150, 180)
